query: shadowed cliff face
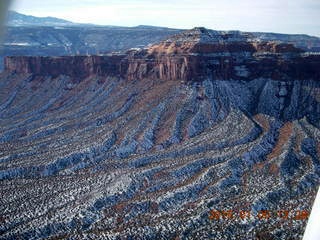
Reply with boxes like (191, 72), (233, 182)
(4, 55), (126, 79)
(0, 28), (319, 239)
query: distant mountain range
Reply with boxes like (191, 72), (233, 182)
(6, 11), (77, 27)
(6, 11), (172, 28)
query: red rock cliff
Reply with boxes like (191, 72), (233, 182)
(4, 55), (126, 78)
(4, 28), (320, 81)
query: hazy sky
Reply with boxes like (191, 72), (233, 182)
(10, 0), (320, 36)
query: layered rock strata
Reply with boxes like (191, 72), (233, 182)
(4, 28), (320, 82)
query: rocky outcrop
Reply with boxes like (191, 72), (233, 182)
(252, 41), (303, 53)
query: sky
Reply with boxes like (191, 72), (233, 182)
(9, 0), (320, 36)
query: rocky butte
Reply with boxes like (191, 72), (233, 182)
(0, 28), (319, 239)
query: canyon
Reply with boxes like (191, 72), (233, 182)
(0, 27), (319, 239)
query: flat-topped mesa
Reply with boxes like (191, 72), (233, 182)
(126, 28), (319, 81)
(4, 27), (320, 82)
(148, 27), (255, 55)
(147, 27), (302, 55)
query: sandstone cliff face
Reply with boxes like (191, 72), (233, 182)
(4, 55), (126, 79)
(124, 55), (205, 81)
(4, 28), (320, 82)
